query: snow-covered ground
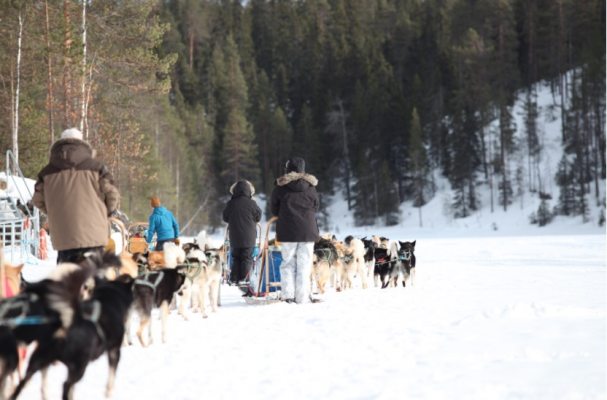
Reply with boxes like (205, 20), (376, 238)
(12, 232), (605, 400)
(3, 74), (605, 399)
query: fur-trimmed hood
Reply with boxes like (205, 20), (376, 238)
(49, 138), (95, 169)
(230, 180), (255, 197)
(276, 172), (318, 188)
(270, 171), (320, 242)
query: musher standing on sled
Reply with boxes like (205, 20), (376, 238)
(270, 157), (319, 304)
(222, 180), (262, 286)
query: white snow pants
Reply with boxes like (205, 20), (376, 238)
(279, 242), (314, 304)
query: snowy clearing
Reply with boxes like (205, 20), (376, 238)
(14, 233), (606, 400)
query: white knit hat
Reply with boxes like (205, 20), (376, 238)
(60, 128), (83, 140)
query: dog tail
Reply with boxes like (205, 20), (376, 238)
(388, 241), (399, 260)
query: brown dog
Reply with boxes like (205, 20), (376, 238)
(1, 262), (24, 298)
(147, 251), (166, 270)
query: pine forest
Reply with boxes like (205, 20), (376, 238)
(0, 0), (604, 232)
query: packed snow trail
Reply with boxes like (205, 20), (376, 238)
(14, 234), (605, 400)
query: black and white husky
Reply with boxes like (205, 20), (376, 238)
(0, 262), (95, 398)
(394, 240), (416, 287)
(128, 268), (187, 347)
(10, 276), (135, 400)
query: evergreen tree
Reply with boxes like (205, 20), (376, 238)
(555, 155), (576, 216)
(216, 35), (260, 188)
(409, 108), (428, 226)
(536, 198), (553, 226)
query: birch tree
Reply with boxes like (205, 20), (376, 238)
(11, 8), (24, 166)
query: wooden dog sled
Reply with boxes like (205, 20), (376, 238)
(243, 217), (283, 305)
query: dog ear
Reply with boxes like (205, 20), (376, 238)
(412, 240), (416, 248)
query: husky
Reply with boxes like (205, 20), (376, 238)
(9, 276), (135, 400)
(361, 237), (378, 286)
(169, 245), (221, 319)
(344, 236), (369, 289)
(394, 240), (417, 287)
(128, 268), (187, 347)
(137, 241), (186, 272)
(312, 238), (341, 294)
(163, 242), (186, 268)
(373, 243), (398, 289)
(11, 275), (134, 399)
(193, 249), (223, 318)
(0, 262), (95, 398)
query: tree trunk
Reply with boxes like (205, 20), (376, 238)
(44, 0), (55, 144)
(557, 0), (567, 143)
(63, 0), (73, 128)
(80, 0), (87, 136)
(176, 158), (180, 222)
(479, 110), (488, 181)
(336, 99), (352, 210)
(417, 174), (423, 228)
(499, 105), (509, 212)
(594, 95), (605, 199)
(12, 11), (24, 166)
(189, 30), (194, 70)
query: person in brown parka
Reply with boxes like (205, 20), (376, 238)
(32, 128), (120, 264)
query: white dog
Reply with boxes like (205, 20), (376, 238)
(163, 241), (186, 268)
(193, 249), (223, 318)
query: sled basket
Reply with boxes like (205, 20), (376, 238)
(127, 222), (149, 253)
(248, 249), (282, 296)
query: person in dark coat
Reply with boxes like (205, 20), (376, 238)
(270, 157), (319, 303)
(222, 180), (262, 284)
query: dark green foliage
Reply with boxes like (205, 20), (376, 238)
(536, 199), (553, 226)
(529, 198), (553, 226)
(3, 0), (603, 230)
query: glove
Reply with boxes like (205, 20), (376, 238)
(174, 238), (180, 245)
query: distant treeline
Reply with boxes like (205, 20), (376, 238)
(1, 1), (604, 230)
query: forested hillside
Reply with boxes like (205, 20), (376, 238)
(1, 0), (604, 231)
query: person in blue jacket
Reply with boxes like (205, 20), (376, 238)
(146, 196), (180, 251)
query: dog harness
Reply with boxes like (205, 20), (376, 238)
(181, 258), (207, 283)
(83, 300), (106, 344)
(314, 248), (335, 264)
(398, 250), (412, 261)
(134, 271), (165, 294)
(341, 254), (355, 264)
(0, 293), (57, 327)
(374, 256), (392, 266)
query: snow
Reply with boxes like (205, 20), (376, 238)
(0, 172), (35, 202)
(13, 233), (606, 400)
(5, 76), (606, 399)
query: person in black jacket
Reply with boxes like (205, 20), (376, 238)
(222, 180), (262, 285)
(270, 157), (320, 303)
